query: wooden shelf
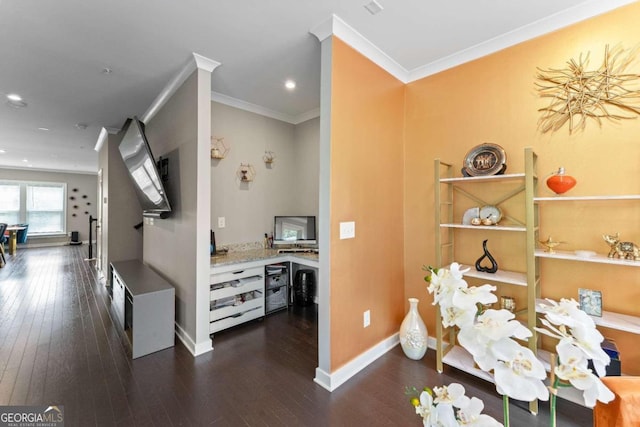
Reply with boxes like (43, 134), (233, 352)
(440, 173), (526, 183)
(440, 223), (526, 232)
(535, 249), (640, 267)
(457, 264), (527, 286)
(535, 194), (640, 201)
(536, 298), (640, 334)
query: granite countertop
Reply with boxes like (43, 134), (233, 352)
(210, 248), (318, 267)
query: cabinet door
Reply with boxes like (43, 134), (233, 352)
(112, 273), (126, 327)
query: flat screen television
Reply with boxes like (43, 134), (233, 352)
(118, 117), (172, 218)
(274, 216), (316, 245)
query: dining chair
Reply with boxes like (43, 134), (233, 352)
(0, 223), (8, 266)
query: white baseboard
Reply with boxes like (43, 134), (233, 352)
(314, 333), (400, 392)
(174, 323), (213, 357)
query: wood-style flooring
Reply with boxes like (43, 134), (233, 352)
(0, 245), (593, 426)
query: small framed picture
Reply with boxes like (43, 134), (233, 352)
(579, 288), (602, 317)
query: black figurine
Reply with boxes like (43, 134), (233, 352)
(475, 239), (498, 273)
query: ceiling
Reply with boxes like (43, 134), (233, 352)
(0, 0), (633, 174)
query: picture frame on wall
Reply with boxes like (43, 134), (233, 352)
(579, 288), (602, 317)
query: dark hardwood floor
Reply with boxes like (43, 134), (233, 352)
(0, 246), (593, 426)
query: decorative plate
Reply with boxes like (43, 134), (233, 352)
(462, 207), (480, 225)
(479, 205), (502, 224)
(462, 143), (507, 176)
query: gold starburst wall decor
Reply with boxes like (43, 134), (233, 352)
(536, 44), (640, 134)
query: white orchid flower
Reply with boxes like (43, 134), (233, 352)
(458, 309), (532, 372)
(568, 325), (609, 377)
(415, 390), (436, 425)
(450, 262), (470, 278)
(536, 316), (610, 377)
(442, 305), (476, 329)
(432, 383), (466, 426)
(492, 339), (549, 402)
(538, 298), (595, 329)
(452, 284), (498, 311)
(456, 395), (503, 427)
(468, 309), (531, 342)
(555, 340), (615, 407)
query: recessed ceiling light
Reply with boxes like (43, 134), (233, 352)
(38, 127), (50, 131)
(22, 158), (28, 163)
(285, 80), (296, 90)
(364, 0), (384, 15)
(7, 93), (22, 101)
(102, 67), (113, 74)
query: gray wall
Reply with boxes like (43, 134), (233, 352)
(0, 168), (97, 244)
(97, 129), (143, 277)
(293, 117), (320, 217)
(143, 68), (212, 353)
(211, 102), (320, 245)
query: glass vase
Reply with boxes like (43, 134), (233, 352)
(399, 298), (428, 360)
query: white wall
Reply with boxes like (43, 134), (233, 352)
(211, 102), (319, 245)
(0, 168), (97, 244)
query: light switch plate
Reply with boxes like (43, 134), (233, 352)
(218, 217), (226, 228)
(340, 221), (355, 239)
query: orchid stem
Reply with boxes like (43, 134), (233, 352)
(550, 376), (559, 427)
(503, 395), (510, 427)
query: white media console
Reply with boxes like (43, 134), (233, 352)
(111, 260), (175, 358)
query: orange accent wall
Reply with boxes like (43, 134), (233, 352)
(404, 3), (640, 374)
(329, 38), (406, 369)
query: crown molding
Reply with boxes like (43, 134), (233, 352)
(141, 53), (221, 124)
(312, 2), (635, 85)
(311, 14), (408, 83)
(407, 0), (637, 81)
(93, 127), (109, 153)
(211, 91), (319, 125)
(0, 165), (98, 175)
(192, 53), (221, 73)
(293, 108), (321, 124)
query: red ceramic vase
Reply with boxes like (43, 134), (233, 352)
(546, 167), (576, 194)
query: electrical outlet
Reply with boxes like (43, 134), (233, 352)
(218, 217), (226, 228)
(363, 310), (370, 328)
(339, 221), (355, 239)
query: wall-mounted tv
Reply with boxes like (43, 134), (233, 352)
(118, 117), (172, 218)
(274, 216), (316, 245)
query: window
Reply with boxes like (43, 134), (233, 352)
(0, 180), (66, 235)
(0, 183), (20, 225)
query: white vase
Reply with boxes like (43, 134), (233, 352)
(399, 298), (428, 360)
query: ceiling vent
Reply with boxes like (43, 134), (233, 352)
(364, 0), (383, 15)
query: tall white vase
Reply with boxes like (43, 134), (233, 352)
(399, 298), (428, 360)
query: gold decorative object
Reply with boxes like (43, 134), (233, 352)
(211, 136), (229, 159)
(236, 163), (256, 182)
(500, 296), (516, 313)
(603, 233), (640, 260)
(263, 151), (276, 164)
(539, 236), (566, 254)
(536, 44), (640, 134)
